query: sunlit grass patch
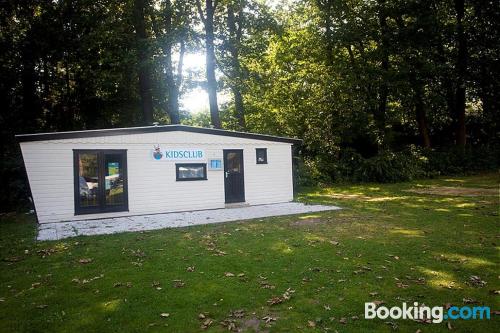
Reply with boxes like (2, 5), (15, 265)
(389, 228), (425, 238)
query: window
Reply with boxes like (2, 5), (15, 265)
(176, 163), (207, 181)
(256, 148), (268, 164)
(74, 150), (128, 215)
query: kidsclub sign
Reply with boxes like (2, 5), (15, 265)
(152, 146), (205, 161)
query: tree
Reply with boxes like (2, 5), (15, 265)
(152, 0), (191, 124)
(453, 0), (469, 147)
(196, 0), (221, 128)
(132, 0), (154, 125)
(223, 0), (246, 130)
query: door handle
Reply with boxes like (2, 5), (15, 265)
(225, 171), (229, 178)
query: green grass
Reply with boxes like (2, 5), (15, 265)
(0, 173), (498, 332)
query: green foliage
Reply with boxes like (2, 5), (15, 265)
(302, 145), (499, 185)
(424, 145), (500, 176)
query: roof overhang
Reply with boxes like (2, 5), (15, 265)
(16, 125), (302, 144)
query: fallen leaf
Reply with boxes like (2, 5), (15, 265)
(78, 258), (92, 264)
(224, 272), (235, 277)
(160, 313), (170, 318)
(369, 292), (378, 297)
(462, 297), (479, 304)
(172, 279), (185, 288)
(307, 320), (316, 327)
(220, 319), (237, 331)
(201, 318), (213, 329)
(36, 304), (48, 309)
(230, 309), (245, 318)
(339, 317), (347, 324)
(267, 296), (283, 305)
(186, 266), (195, 272)
(260, 281), (275, 289)
(262, 315), (276, 323)
(447, 321), (453, 330)
(468, 275), (487, 287)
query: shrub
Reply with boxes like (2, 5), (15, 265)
(301, 144), (499, 185)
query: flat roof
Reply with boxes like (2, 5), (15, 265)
(16, 124), (302, 144)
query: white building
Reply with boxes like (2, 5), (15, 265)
(17, 125), (301, 224)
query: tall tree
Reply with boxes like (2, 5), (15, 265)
(133, 0), (154, 125)
(376, 0), (389, 146)
(454, 0), (468, 146)
(196, 0), (221, 128)
(152, 0), (189, 124)
(219, 0), (246, 129)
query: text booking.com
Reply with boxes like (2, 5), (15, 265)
(365, 302), (491, 323)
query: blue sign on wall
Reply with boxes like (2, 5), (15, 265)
(209, 159), (223, 170)
(152, 146), (205, 161)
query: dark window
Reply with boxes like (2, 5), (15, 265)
(176, 163), (207, 181)
(74, 150), (128, 215)
(256, 148), (268, 164)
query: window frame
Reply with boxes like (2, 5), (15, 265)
(175, 163), (208, 181)
(255, 148), (268, 164)
(73, 149), (128, 215)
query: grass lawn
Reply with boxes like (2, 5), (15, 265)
(0, 173), (498, 332)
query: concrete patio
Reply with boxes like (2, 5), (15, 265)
(37, 202), (341, 241)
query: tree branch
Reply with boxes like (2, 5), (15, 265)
(195, 0), (206, 25)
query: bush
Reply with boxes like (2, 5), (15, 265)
(300, 144), (499, 185)
(423, 145), (500, 176)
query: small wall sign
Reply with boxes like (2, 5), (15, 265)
(152, 146), (205, 161)
(208, 159), (223, 170)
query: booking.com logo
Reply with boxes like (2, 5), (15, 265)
(365, 302), (491, 323)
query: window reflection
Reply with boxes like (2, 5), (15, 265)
(176, 164), (207, 180)
(105, 154), (124, 205)
(79, 154), (99, 207)
(227, 152), (241, 173)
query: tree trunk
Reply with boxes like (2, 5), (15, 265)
(227, 1), (245, 130)
(376, 0), (389, 145)
(168, 40), (184, 124)
(133, 0), (154, 125)
(21, 55), (40, 133)
(454, 0), (467, 146)
(232, 86), (245, 129)
(159, 0), (182, 124)
(197, 0), (221, 128)
(413, 78), (431, 148)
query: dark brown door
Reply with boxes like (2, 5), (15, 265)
(223, 149), (245, 203)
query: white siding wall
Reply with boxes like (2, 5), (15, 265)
(20, 131), (294, 223)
